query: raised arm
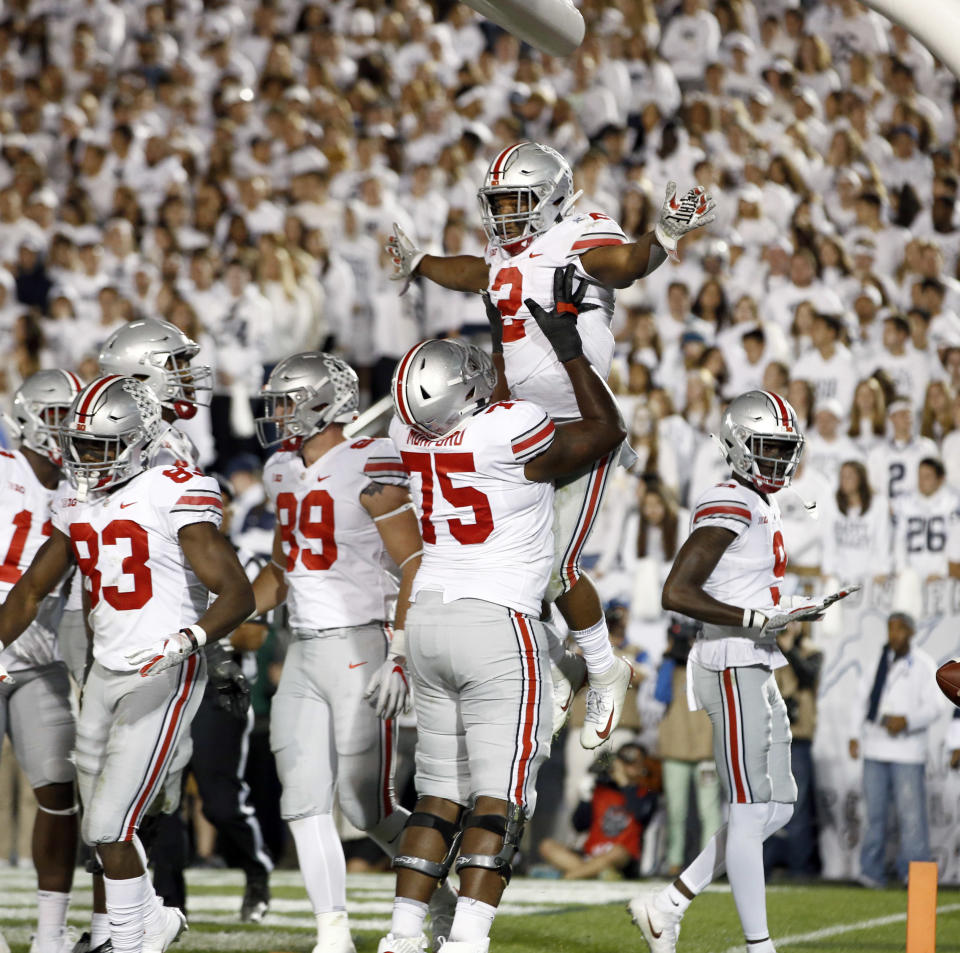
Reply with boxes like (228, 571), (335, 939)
(386, 222), (488, 293)
(580, 182), (716, 288)
(522, 264), (627, 482)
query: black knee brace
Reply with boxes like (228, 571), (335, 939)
(454, 802), (526, 885)
(392, 809), (464, 885)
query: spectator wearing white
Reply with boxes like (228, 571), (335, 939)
(566, 50), (621, 140)
(302, 228), (357, 355)
(733, 183), (779, 252)
(941, 393), (960, 491)
(868, 397), (940, 500)
(791, 311), (857, 411)
(805, 398), (864, 486)
(847, 285), (886, 364)
(100, 218), (140, 291)
(659, 0), (720, 90)
(336, 203), (380, 371)
(625, 32), (681, 121)
(721, 33), (761, 100)
(232, 174), (285, 239)
(847, 189), (909, 281)
(405, 165), (450, 256)
(288, 153), (341, 242)
(883, 125), (934, 206)
(329, 130), (400, 203)
(655, 281), (714, 352)
(353, 175), (414, 251)
(892, 457), (960, 581)
(574, 149), (620, 222)
(63, 227), (109, 321)
(919, 379), (955, 446)
(778, 454), (832, 583)
(825, 0), (889, 75)
(256, 239), (314, 364)
(823, 459), (891, 583)
(0, 187), (45, 269)
(744, 88), (782, 148)
(917, 179), (960, 277)
(421, 218), (485, 339)
(791, 86), (830, 155)
(764, 248), (844, 334)
(871, 313), (934, 411)
(876, 59), (948, 146)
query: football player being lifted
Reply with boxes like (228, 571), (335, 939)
(388, 141), (715, 748)
(0, 370), (82, 953)
(248, 353), (456, 953)
(629, 391), (857, 953)
(0, 375), (254, 953)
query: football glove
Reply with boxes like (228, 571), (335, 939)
(481, 291), (504, 354)
(127, 625), (207, 677)
(205, 641), (251, 719)
(363, 628), (410, 720)
(746, 585), (861, 636)
(0, 658), (13, 686)
(386, 222), (425, 296)
(524, 263), (598, 363)
(654, 181), (717, 257)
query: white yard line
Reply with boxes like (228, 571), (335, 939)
(718, 902), (960, 953)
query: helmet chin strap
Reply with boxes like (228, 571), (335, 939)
(557, 189), (582, 220)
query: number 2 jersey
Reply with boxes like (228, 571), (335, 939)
(51, 464), (223, 672)
(686, 480), (787, 672)
(0, 449), (63, 673)
(485, 212), (627, 420)
(390, 400), (556, 617)
(262, 438), (408, 630)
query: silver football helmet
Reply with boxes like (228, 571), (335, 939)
(7, 369), (83, 465)
(391, 339), (497, 438)
(60, 376), (163, 498)
(478, 140), (579, 248)
(717, 390), (805, 493)
(256, 352), (359, 450)
(98, 318), (212, 420)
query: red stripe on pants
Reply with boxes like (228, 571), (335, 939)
(722, 669), (748, 803)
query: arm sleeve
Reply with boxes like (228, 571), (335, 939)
(689, 485), (752, 537)
(164, 474), (224, 533)
(507, 403), (556, 464)
(566, 215), (628, 259)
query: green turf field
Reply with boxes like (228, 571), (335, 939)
(2, 868), (958, 952)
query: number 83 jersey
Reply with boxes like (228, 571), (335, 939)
(51, 464), (223, 673)
(263, 438), (408, 630)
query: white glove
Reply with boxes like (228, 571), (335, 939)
(746, 585), (862, 636)
(364, 627), (411, 720)
(654, 181), (717, 256)
(126, 625), (207, 677)
(385, 222), (425, 296)
(0, 658), (14, 686)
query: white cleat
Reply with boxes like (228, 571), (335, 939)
(551, 651), (587, 737)
(580, 657), (633, 749)
(312, 911), (357, 953)
(29, 927), (79, 953)
(428, 880), (458, 950)
(142, 906), (187, 953)
(434, 942), (490, 953)
(376, 934), (428, 953)
(628, 893), (681, 953)
(0, 931), (10, 953)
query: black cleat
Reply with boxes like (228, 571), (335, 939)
(240, 879), (270, 923)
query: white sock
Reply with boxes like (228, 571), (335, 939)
(289, 814), (347, 913)
(569, 619), (615, 676)
(368, 807), (409, 858)
(103, 875), (146, 953)
(764, 802), (793, 839)
(390, 897), (429, 938)
(35, 890), (70, 948)
(655, 881), (693, 917)
(746, 938), (776, 952)
(673, 822), (728, 896)
(90, 912), (111, 947)
(449, 897), (497, 942)
(727, 802), (771, 944)
(138, 873), (166, 936)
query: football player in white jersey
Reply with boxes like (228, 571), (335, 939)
(247, 352), (454, 953)
(0, 376), (254, 953)
(378, 265), (626, 953)
(388, 140), (716, 748)
(0, 370), (82, 953)
(629, 391), (856, 953)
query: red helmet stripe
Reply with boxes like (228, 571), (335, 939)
(75, 375), (122, 432)
(393, 345), (420, 427)
(65, 370), (82, 393)
(489, 143), (520, 185)
(765, 390), (790, 429)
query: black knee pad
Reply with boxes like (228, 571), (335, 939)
(454, 802), (526, 885)
(392, 809), (464, 884)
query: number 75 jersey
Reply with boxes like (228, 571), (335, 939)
(390, 400), (556, 617)
(485, 212), (626, 420)
(51, 464), (224, 673)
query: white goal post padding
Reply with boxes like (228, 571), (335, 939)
(861, 0), (960, 79)
(461, 0), (585, 57)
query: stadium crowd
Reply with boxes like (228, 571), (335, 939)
(2, 0), (960, 909)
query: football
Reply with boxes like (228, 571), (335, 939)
(936, 659), (960, 707)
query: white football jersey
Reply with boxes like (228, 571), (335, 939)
(892, 485), (960, 577)
(51, 463), (223, 672)
(686, 480), (787, 671)
(822, 499), (892, 580)
(485, 212), (627, 419)
(0, 449), (64, 673)
(390, 400), (556, 617)
(263, 437), (408, 630)
(867, 436), (940, 500)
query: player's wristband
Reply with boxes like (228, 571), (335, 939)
(182, 625), (207, 650)
(390, 628), (406, 658)
(742, 609), (767, 631)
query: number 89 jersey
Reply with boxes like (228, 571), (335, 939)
(485, 213), (626, 420)
(390, 400), (556, 617)
(262, 438), (408, 630)
(51, 464), (223, 673)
